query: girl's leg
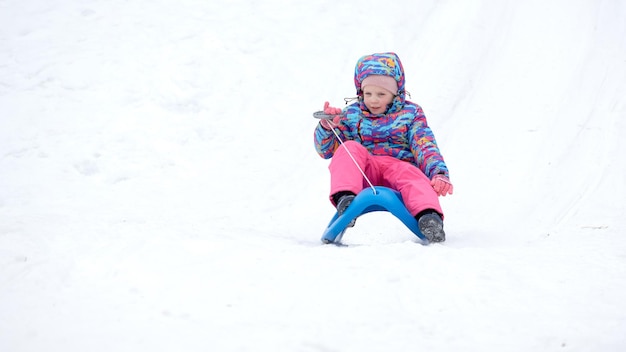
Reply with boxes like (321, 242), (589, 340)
(328, 141), (376, 205)
(380, 157), (443, 218)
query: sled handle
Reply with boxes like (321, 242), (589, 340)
(312, 111), (337, 120)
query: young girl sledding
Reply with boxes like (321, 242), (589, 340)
(313, 52), (453, 242)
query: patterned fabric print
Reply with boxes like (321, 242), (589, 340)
(314, 101), (449, 179)
(314, 52), (449, 179)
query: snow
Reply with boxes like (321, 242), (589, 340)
(1, 0), (625, 350)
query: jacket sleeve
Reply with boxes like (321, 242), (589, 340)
(313, 122), (341, 159)
(409, 108), (449, 179)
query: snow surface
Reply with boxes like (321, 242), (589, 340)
(1, 0), (625, 351)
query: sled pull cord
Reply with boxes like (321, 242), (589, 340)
(328, 122), (377, 194)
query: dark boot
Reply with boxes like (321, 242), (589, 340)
(417, 211), (446, 242)
(335, 193), (356, 227)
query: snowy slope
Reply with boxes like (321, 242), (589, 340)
(1, 0), (625, 351)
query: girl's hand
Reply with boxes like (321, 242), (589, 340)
(323, 101), (342, 115)
(320, 102), (342, 130)
(431, 174), (454, 196)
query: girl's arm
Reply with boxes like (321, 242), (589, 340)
(313, 123), (340, 159)
(409, 108), (449, 179)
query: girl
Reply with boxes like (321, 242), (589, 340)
(313, 52), (453, 242)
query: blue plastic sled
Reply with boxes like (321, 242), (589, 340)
(322, 186), (428, 244)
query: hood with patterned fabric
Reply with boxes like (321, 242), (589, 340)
(353, 52), (406, 114)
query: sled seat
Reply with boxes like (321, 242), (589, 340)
(321, 186), (427, 244)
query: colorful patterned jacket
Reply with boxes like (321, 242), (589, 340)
(314, 52), (449, 179)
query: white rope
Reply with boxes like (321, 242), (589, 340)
(328, 122), (377, 194)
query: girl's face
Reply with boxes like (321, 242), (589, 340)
(362, 85), (395, 114)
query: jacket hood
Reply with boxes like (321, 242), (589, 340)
(353, 52), (406, 114)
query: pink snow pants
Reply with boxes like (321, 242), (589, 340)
(329, 141), (443, 217)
